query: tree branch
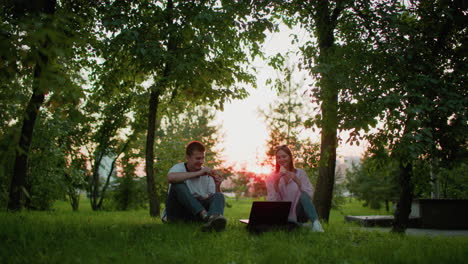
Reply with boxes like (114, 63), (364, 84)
(330, 0), (348, 25)
(97, 139), (131, 209)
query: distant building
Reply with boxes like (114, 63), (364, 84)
(335, 156), (361, 184)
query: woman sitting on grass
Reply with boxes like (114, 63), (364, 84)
(266, 145), (324, 232)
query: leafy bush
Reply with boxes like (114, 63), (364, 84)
(27, 119), (68, 210)
(110, 176), (148, 211)
(437, 164), (468, 199)
(0, 129), (17, 210)
(346, 151), (399, 210)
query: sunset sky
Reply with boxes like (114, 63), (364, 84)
(214, 24), (365, 173)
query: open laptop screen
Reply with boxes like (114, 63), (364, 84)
(240, 201), (291, 226)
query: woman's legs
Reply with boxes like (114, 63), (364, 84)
(296, 191), (319, 223)
(296, 191), (324, 231)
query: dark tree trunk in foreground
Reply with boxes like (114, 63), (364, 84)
(314, 128), (337, 221)
(144, 0), (176, 218)
(311, 0), (343, 222)
(8, 76), (47, 211)
(8, 0), (56, 210)
(314, 80), (338, 221)
(392, 161), (413, 233)
(145, 89), (161, 217)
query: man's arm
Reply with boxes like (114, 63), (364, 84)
(213, 174), (223, 193)
(215, 183), (221, 193)
(167, 167), (211, 183)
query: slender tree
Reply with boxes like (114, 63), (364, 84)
(274, 0), (352, 221)
(100, 0), (273, 217)
(2, 0), (100, 211)
(4, 0), (56, 211)
(260, 61), (320, 180)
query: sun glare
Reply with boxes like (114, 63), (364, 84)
(220, 151), (272, 176)
(244, 163), (272, 175)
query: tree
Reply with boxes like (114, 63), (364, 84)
(334, 0), (467, 232)
(84, 95), (134, 211)
(230, 169), (267, 198)
(230, 172), (250, 200)
(346, 149), (399, 211)
(276, 0), (466, 231)
(99, 0), (274, 217)
(273, 0), (356, 222)
(2, 0), (98, 211)
(110, 155), (148, 211)
(260, 60), (320, 183)
(4, 0), (57, 211)
(25, 100), (91, 211)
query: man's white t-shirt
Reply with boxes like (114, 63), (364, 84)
(168, 162), (215, 199)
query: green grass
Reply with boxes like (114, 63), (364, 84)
(1, 197), (467, 264)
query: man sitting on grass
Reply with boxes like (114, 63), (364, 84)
(163, 141), (226, 232)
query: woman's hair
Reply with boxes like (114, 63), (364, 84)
(186, 141), (205, 156)
(274, 145), (296, 173)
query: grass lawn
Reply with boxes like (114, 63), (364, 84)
(1, 197), (467, 264)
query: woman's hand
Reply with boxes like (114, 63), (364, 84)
(281, 171), (302, 191)
(280, 171), (294, 181)
(272, 173), (281, 193)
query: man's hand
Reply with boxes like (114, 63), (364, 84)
(200, 167), (214, 176)
(200, 167), (223, 184)
(210, 170), (224, 185)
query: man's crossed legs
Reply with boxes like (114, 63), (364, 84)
(165, 182), (226, 232)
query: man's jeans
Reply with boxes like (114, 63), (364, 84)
(296, 191), (319, 223)
(165, 182), (225, 222)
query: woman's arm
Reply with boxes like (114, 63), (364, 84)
(266, 173), (281, 201)
(297, 169), (314, 198)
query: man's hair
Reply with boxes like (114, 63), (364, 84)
(186, 141), (205, 156)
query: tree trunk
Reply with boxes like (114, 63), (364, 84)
(97, 140), (130, 209)
(7, 0), (56, 211)
(70, 195), (79, 211)
(145, 89), (161, 217)
(96, 156), (117, 209)
(8, 44), (51, 211)
(8, 79), (46, 211)
(314, 94), (338, 221)
(143, 0), (176, 218)
(311, 0), (340, 222)
(314, 128), (337, 221)
(69, 190), (80, 211)
(89, 151), (104, 210)
(392, 161), (413, 233)
(64, 172), (81, 211)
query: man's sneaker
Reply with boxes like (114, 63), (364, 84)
(161, 208), (168, 223)
(312, 220), (324, 232)
(201, 215), (227, 232)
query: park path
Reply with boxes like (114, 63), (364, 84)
(360, 227), (468, 237)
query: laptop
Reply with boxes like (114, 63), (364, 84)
(240, 201), (296, 233)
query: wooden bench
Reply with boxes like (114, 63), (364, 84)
(345, 215), (420, 227)
(345, 199), (468, 229)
